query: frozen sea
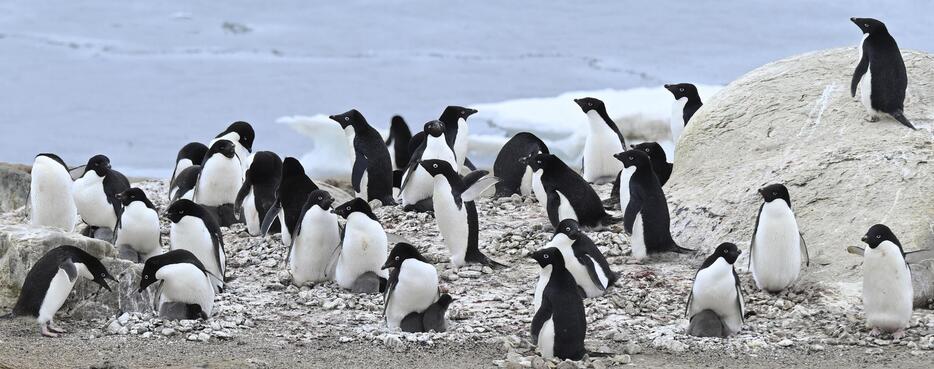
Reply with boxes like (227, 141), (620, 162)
(1, 0), (932, 177)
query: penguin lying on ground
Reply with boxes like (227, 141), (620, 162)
(382, 243), (439, 330)
(139, 249), (216, 320)
(29, 153), (77, 232)
(492, 132), (549, 198)
(288, 190), (341, 285)
(113, 188), (162, 263)
(73, 155), (131, 239)
(235, 151), (282, 236)
(333, 198), (389, 293)
(685, 242), (744, 338)
(859, 224), (913, 338)
(850, 18), (916, 130)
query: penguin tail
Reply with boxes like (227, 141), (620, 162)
(889, 110), (917, 130)
(467, 251), (508, 269)
(670, 243), (696, 254)
(585, 350), (614, 358)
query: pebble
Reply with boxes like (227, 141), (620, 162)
(161, 328), (176, 336)
(778, 339), (794, 347)
(555, 360), (578, 369)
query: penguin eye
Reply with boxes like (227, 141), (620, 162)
(543, 254), (549, 259)
(587, 103), (592, 107)
(679, 88), (684, 92)
(344, 117), (350, 122)
(628, 156), (633, 160)
(864, 23), (869, 28)
(772, 192), (777, 196)
(645, 148), (651, 152)
(317, 196), (322, 200)
(100, 273), (105, 277)
(346, 206), (351, 210)
(394, 256), (400, 261)
(144, 275), (149, 280)
(432, 164), (438, 168)
(876, 235), (881, 239)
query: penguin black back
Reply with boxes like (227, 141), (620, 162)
(493, 132), (549, 198)
(138, 249), (210, 292)
(386, 115), (413, 169)
(236, 151), (283, 232)
(262, 157), (318, 235)
(11, 245), (114, 317)
(530, 247), (587, 361)
(171, 165), (202, 202)
(615, 150), (689, 254)
(329, 109), (395, 204)
(850, 18), (914, 130)
(631, 142), (672, 186)
(529, 154), (611, 228)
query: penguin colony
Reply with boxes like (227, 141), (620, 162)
(3, 17), (929, 360)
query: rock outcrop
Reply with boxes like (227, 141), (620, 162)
(0, 163), (29, 213)
(668, 48), (933, 285)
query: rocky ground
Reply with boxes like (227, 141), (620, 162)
(1, 179), (933, 369)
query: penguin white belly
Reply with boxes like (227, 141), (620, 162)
(860, 69), (877, 116)
(690, 259), (742, 334)
(179, 189), (194, 201)
(157, 263), (215, 316)
(555, 190), (578, 222)
(30, 161), (77, 232)
(402, 137), (456, 205)
(170, 218), (224, 288)
(532, 169), (546, 206)
(520, 166), (534, 196)
(670, 97), (688, 144)
(210, 135), (251, 176)
(335, 215), (388, 289)
(37, 263), (89, 324)
(630, 212), (647, 261)
(432, 182), (469, 266)
(537, 318), (556, 359)
(552, 236), (603, 297)
(290, 208), (340, 284)
(618, 166), (636, 211)
(751, 203), (801, 292)
(454, 118), (469, 168)
(388, 145), (397, 170)
(863, 242), (913, 332)
(356, 170), (369, 200)
(277, 208), (291, 246)
(385, 259), (439, 329)
(73, 173), (116, 228)
(243, 190), (260, 235)
(533, 265), (552, 311)
(195, 157), (242, 206)
(115, 202), (161, 256)
(583, 112), (624, 183)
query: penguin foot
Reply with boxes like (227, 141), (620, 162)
(865, 116), (880, 122)
(47, 322), (66, 334)
(40, 325), (60, 338)
(892, 329), (906, 340)
(869, 328), (882, 337)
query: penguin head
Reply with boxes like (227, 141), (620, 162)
(208, 139), (237, 159)
(712, 242), (742, 265)
(758, 183), (791, 207)
(391, 115), (408, 131)
(664, 83), (700, 100)
(851, 17), (887, 35)
(382, 242), (428, 270)
(424, 120), (446, 138)
(440, 106), (478, 123)
(216, 121), (255, 151)
(630, 142), (668, 163)
(333, 197), (377, 221)
(436, 293), (454, 309)
(419, 159), (457, 178)
(526, 153), (557, 172)
(139, 249), (207, 293)
(554, 219), (582, 240)
(329, 109), (366, 130)
(281, 157), (307, 179)
(164, 199), (200, 223)
(84, 154), (112, 177)
(177, 142), (209, 165)
(115, 187), (149, 207)
(530, 247), (564, 268)
(861, 224), (901, 250)
(304, 189), (335, 211)
(613, 149), (650, 169)
(35, 153), (68, 169)
(573, 97), (605, 114)
(66, 246), (116, 291)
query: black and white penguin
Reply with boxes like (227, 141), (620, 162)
(235, 151), (282, 236)
(329, 109), (395, 205)
(402, 293), (453, 333)
(382, 243), (439, 330)
(419, 160), (502, 267)
(259, 157), (318, 246)
(333, 198), (389, 292)
(73, 155), (131, 237)
(573, 97), (625, 184)
(528, 154), (615, 230)
(685, 242), (744, 338)
(4, 245), (114, 337)
(193, 140), (243, 213)
(288, 189), (341, 285)
(165, 199), (226, 292)
(614, 150), (692, 259)
(400, 120), (458, 212)
(749, 183), (809, 293)
(113, 188), (162, 263)
(860, 224), (913, 338)
(630, 142), (673, 186)
(530, 247), (586, 361)
(664, 83), (703, 144)
(492, 132), (549, 198)
(386, 115), (412, 170)
(438, 106), (478, 171)
(850, 18), (916, 130)
(29, 153), (77, 232)
(209, 121), (255, 169)
(138, 249), (216, 320)
(169, 165), (201, 202)
(537, 219), (616, 303)
(169, 142), (208, 195)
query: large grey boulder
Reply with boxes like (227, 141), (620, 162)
(0, 163), (29, 213)
(668, 48), (933, 283)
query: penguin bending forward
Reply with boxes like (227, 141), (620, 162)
(235, 151), (282, 236)
(537, 219), (616, 302)
(260, 157), (319, 246)
(139, 249), (216, 320)
(73, 154), (130, 238)
(492, 132), (549, 198)
(528, 154), (616, 230)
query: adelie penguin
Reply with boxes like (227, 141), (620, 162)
(113, 188), (162, 263)
(528, 154), (615, 230)
(492, 132), (549, 198)
(169, 142), (208, 199)
(574, 97), (625, 184)
(399, 120), (458, 212)
(139, 249), (216, 320)
(73, 154), (130, 239)
(193, 139), (243, 226)
(3, 245), (115, 337)
(685, 242), (745, 338)
(386, 115), (412, 171)
(438, 105), (478, 171)
(419, 159), (502, 267)
(630, 142), (672, 186)
(260, 157), (319, 246)
(536, 220), (616, 308)
(860, 224), (913, 338)
(29, 153), (77, 232)
(235, 151), (282, 236)
(749, 183), (809, 293)
(850, 18), (916, 130)
(530, 247), (587, 360)
(400, 293), (453, 333)
(169, 165), (201, 202)
(333, 198), (389, 293)
(288, 190), (341, 285)
(209, 121), (255, 171)
(615, 150), (692, 259)
(382, 243), (440, 330)
(165, 199), (226, 293)
(330, 109), (395, 205)
(664, 83), (703, 144)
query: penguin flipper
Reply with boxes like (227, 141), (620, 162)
(889, 110), (917, 130)
(622, 191), (643, 234)
(460, 171), (499, 202)
(463, 157), (477, 171)
(846, 245), (866, 257)
(578, 255), (606, 292)
(799, 232), (810, 267)
(259, 202), (282, 236)
(748, 203), (764, 271)
(905, 248), (934, 265)
(234, 174), (253, 217)
(733, 268), (745, 323)
(851, 50), (868, 98)
(60, 260), (78, 283)
(530, 297), (553, 340)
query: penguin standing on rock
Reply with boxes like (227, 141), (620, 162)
(492, 132), (549, 198)
(139, 249), (216, 320)
(664, 83), (703, 144)
(574, 97), (625, 184)
(382, 243), (439, 330)
(169, 142), (208, 196)
(29, 153), (77, 232)
(685, 242), (744, 338)
(749, 183), (809, 293)
(260, 157), (318, 246)
(438, 106), (478, 171)
(850, 18), (916, 130)
(537, 219), (616, 303)
(193, 140), (243, 225)
(113, 188), (162, 263)
(333, 198), (389, 293)
(3, 245), (114, 337)
(860, 224), (913, 338)
(419, 160), (502, 267)
(288, 190), (341, 285)
(73, 155), (130, 238)
(165, 199), (226, 293)
(400, 120), (458, 212)
(235, 151), (282, 236)
(330, 109), (395, 205)
(386, 115), (412, 170)
(210, 121), (255, 170)
(530, 247), (587, 361)
(528, 154), (615, 230)
(630, 142), (673, 186)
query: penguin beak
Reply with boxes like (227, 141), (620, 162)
(380, 262), (392, 270)
(861, 235), (868, 243)
(465, 108), (478, 117)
